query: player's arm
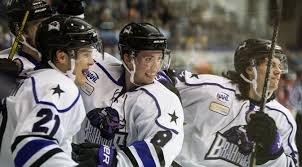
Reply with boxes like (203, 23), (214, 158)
(11, 105), (78, 167)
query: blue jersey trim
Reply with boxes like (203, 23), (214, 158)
(140, 88), (179, 134)
(266, 106), (297, 161)
(156, 71), (173, 83)
(14, 139), (55, 167)
(185, 82), (236, 93)
(132, 141), (156, 167)
(31, 77), (80, 113)
(266, 106), (297, 163)
(18, 50), (40, 67)
(94, 60), (124, 86)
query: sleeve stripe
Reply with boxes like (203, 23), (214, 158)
(151, 143), (165, 167)
(267, 106), (298, 164)
(132, 141), (156, 167)
(14, 139), (56, 167)
(30, 148), (63, 167)
(121, 147), (139, 167)
(11, 135), (58, 152)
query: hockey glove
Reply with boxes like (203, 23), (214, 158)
(87, 107), (122, 140)
(73, 143), (116, 167)
(246, 112), (283, 164)
(0, 58), (19, 99)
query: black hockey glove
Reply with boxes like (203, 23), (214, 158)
(87, 107), (122, 140)
(246, 112), (283, 164)
(72, 143), (116, 167)
(0, 58), (19, 99)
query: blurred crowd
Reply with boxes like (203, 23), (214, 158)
(1, 0), (302, 109)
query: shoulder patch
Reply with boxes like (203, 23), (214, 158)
(209, 102), (230, 116)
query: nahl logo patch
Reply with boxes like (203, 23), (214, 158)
(216, 92), (230, 102)
(85, 70), (99, 83)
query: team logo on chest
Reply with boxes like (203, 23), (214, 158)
(205, 125), (253, 166)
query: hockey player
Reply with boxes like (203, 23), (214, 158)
(0, 1), (53, 165)
(73, 22), (184, 167)
(0, 0), (53, 77)
(0, 15), (98, 166)
(159, 38), (298, 166)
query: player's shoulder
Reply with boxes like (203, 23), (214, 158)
(135, 81), (184, 133)
(174, 70), (236, 94)
(87, 52), (123, 85)
(267, 100), (295, 121)
(28, 69), (81, 112)
(93, 51), (122, 67)
(179, 70), (232, 85)
(139, 80), (181, 103)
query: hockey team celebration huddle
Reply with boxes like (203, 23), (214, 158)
(0, 0), (301, 166)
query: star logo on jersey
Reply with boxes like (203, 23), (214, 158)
(52, 84), (64, 98)
(190, 73), (199, 79)
(168, 111), (178, 124)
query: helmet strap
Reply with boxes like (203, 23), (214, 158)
(48, 55), (76, 82)
(240, 59), (262, 98)
(66, 58), (76, 82)
(122, 51), (141, 87)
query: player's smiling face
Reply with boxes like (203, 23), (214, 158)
(133, 50), (163, 85)
(247, 56), (282, 100)
(256, 57), (282, 92)
(73, 47), (94, 86)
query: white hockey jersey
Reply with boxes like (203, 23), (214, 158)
(0, 68), (86, 167)
(78, 60), (184, 167)
(173, 71), (298, 167)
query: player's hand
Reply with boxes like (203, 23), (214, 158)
(87, 107), (122, 140)
(73, 143), (99, 167)
(246, 112), (283, 164)
(73, 143), (116, 167)
(86, 108), (105, 129)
